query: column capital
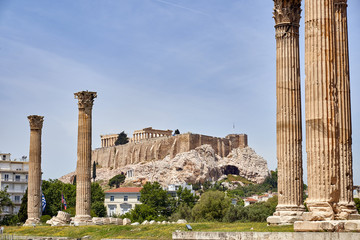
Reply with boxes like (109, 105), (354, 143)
(74, 91), (97, 110)
(28, 115), (44, 130)
(334, 0), (347, 5)
(273, 0), (301, 26)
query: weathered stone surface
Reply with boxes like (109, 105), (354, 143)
(177, 219), (187, 224)
(123, 218), (131, 225)
(24, 115), (44, 226)
(61, 145), (269, 186)
(334, 0), (358, 216)
(304, 0), (340, 220)
(268, 0), (305, 226)
(91, 133), (248, 170)
(294, 220), (360, 232)
(173, 231), (360, 240)
(46, 211), (71, 226)
(73, 91), (97, 224)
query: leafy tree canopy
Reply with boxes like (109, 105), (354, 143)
(191, 190), (231, 221)
(115, 131), (129, 145)
(108, 173), (126, 188)
(140, 182), (172, 216)
(176, 186), (198, 208)
(0, 187), (13, 214)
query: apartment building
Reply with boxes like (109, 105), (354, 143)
(0, 153), (28, 218)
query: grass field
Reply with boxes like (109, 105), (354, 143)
(3, 222), (293, 240)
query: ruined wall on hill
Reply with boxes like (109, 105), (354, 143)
(91, 133), (247, 169)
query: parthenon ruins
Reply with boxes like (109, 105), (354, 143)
(100, 127), (173, 147)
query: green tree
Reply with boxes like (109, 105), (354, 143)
(92, 161), (97, 182)
(115, 131), (129, 145)
(0, 187), (13, 212)
(176, 186), (198, 208)
(170, 203), (193, 222)
(108, 173), (126, 188)
(122, 204), (160, 223)
(354, 198), (360, 213)
(191, 190), (231, 221)
(91, 182), (106, 217)
(140, 182), (172, 216)
(42, 179), (76, 216)
(18, 189), (28, 222)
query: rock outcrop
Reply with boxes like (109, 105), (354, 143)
(60, 144), (269, 185)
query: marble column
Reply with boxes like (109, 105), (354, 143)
(304, 0), (340, 221)
(267, 0), (304, 225)
(24, 115), (44, 226)
(334, 0), (358, 217)
(74, 91), (97, 224)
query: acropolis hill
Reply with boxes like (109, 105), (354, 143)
(93, 127), (248, 169)
(60, 127), (270, 185)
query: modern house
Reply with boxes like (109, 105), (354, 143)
(104, 187), (142, 216)
(0, 153), (28, 219)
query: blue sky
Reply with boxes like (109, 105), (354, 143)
(0, 0), (359, 184)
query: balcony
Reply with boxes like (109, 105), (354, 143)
(1, 178), (28, 183)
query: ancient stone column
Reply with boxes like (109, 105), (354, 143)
(267, 0), (304, 225)
(334, 0), (358, 217)
(24, 115), (44, 226)
(74, 91), (97, 224)
(304, 0), (340, 221)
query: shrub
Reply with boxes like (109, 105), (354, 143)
(40, 215), (52, 223)
(191, 190), (231, 222)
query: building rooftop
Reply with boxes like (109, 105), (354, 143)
(105, 187), (142, 193)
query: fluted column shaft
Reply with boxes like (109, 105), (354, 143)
(305, 0), (340, 218)
(25, 115), (44, 225)
(334, 0), (357, 214)
(74, 91), (97, 221)
(271, 0), (304, 218)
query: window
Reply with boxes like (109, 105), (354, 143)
(26, 175), (28, 181)
(4, 174), (9, 181)
(2, 155), (6, 160)
(137, 195), (140, 201)
(15, 196), (20, 202)
(110, 196), (114, 201)
(15, 175), (20, 182)
(124, 196), (128, 201)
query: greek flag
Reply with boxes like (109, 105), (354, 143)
(41, 193), (46, 212)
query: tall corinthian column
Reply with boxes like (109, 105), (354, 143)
(334, 0), (358, 216)
(24, 115), (44, 226)
(74, 91), (97, 224)
(267, 0), (304, 225)
(304, 0), (340, 221)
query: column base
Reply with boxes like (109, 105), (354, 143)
(294, 220), (360, 232)
(338, 202), (359, 215)
(23, 218), (41, 226)
(267, 205), (305, 225)
(73, 215), (93, 226)
(305, 201), (335, 221)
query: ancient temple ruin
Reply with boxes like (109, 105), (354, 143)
(268, 0), (359, 231)
(73, 91), (97, 225)
(24, 115), (44, 226)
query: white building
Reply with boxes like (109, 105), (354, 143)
(104, 187), (142, 216)
(166, 183), (195, 198)
(0, 153), (28, 218)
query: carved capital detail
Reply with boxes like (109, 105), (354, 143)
(28, 115), (44, 130)
(273, 0), (301, 26)
(74, 91), (97, 110)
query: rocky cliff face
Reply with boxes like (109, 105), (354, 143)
(60, 144), (269, 185)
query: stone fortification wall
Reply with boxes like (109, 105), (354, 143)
(92, 133), (247, 169)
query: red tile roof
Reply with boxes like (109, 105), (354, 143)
(105, 187), (142, 193)
(245, 198), (258, 202)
